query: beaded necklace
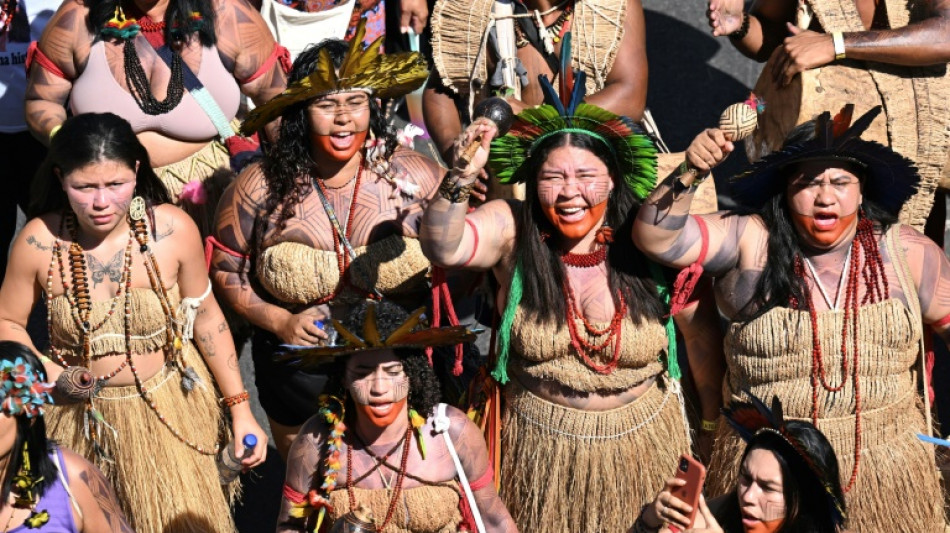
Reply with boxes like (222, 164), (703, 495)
(312, 160), (376, 303)
(46, 211), (218, 457)
(514, 0), (574, 49)
(101, 7), (186, 115)
(561, 249), (626, 374)
(791, 215), (888, 493)
(346, 427), (412, 533)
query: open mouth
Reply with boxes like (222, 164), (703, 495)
(368, 402), (393, 417)
(329, 132), (356, 150)
(555, 206), (587, 223)
(813, 213), (838, 230)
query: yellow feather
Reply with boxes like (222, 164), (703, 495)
(331, 319), (367, 348)
(363, 303), (382, 346)
(384, 307), (426, 345)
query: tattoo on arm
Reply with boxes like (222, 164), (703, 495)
(154, 220), (174, 241)
(79, 464), (134, 533)
(26, 236), (50, 251)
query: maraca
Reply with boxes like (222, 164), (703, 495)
(456, 97), (515, 167)
(679, 95), (762, 186)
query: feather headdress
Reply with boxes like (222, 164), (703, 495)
(731, 104), (919, 215)
(241, 20), (428, 134)
(487, 33), (658, 200)
(274, 300), (475, 368)
(723, 392), (847, 526)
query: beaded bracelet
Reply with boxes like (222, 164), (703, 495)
(438, 171), (477, 203)
(728, 12), (750, 41)
(221, 390), (250, 408)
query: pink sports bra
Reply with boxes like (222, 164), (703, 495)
(70, 39), (241, 141)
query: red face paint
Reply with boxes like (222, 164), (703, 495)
(789, 210), (857, 249)
(311, 130), (368, 163)
(743, 518), (785, 533)
(541, 200), (608, 240)
(355, 398), (407, 428)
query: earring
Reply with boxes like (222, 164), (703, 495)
(11, 441), (51, 528)
(129, 196), (146, 222)
(408, 408), (427, 459)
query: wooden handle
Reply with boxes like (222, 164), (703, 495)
(457, 134), (484, 167)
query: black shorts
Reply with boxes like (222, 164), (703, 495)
(251, 329), (330, 427)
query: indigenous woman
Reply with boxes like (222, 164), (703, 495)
(24, 0), (288, 209)
(0, 341), (136, 533)
(211, 24), (451, 459)
(0, 113), (267, 533)
(632, 105), (950, 530)
(276, 300), (516, 532)
(637, 395), (847, 533)
(419, 72), (725, 533)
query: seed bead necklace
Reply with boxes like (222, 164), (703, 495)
(560, 249), (626, 374)
(346, 427), (412, 532)
(791, 215), (888, 493)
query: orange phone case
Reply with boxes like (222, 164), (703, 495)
(668, 454), (706, 533)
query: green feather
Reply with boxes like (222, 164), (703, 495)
(492, 258), (524, 384)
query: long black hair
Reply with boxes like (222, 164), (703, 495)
(86, 0), (217, 46)
(716, 421), (845, 532)
(516, 132), (665, 324)
(247, 39), (398, 275)
(0, 342), (57, 506)
(729, 123), (896, 321)
(30, 112), (171, 219)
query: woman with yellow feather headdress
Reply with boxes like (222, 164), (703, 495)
(275, 299), (517, 533)
(210, 22), (459, 460)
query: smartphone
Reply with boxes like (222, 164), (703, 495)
(668, 454), (706, 533)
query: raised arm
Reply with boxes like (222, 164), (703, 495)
(24, 0), (86, 144)
(62, 449), (135, 533)
(276, 416), (325, 533)
(583, 0), (647, 121)
(169, 205), (268, 467)
(831, 0), (950, 65)
(445, 407), (518, 532)
(632, 128), (745, 272)
(422, 76), (466, 165)
(420, 119), (517, 270)
(708, 0), (797, 62)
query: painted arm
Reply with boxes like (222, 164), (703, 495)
(902, 225), (950, 346)
(215, 0), (288, 106)
(632, 128), (744, 272)
(420, 119), (516, 270)
(446, 407), (518, 532)
(24, 0), (85, 144)
(210, 165), (328, 346)
(672, 280), (724, 424)
(63, 449), (135, 533)
(169, 205), (268, 468)
(276, 417), (326, 532)
(583, 0), (648, 121)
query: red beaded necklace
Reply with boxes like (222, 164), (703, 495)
(792, 216), (888, 493)
(346, 427), (412, 532)
(313, 160), (368, 304)
(560, 245), (607, 268)
(561, 259), (626, 374)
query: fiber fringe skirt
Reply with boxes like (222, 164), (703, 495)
(500, 374), (690, 533)
(707, 388), (948, 532)
(45, 346), (237, 533)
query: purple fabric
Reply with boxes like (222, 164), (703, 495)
(9, 448), (79, 533)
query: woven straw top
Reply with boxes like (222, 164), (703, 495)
(510, 307), (666, 392)
(49, 285), (181, 358)
(329, 482), (462, 532)
(256, 235), (430, 305)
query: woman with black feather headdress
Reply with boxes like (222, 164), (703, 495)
(633, 104), (949, 530)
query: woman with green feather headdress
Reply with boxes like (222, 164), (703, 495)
(419, 49), (726, 532)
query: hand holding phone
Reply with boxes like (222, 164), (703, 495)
(667, 454), (706, 533)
